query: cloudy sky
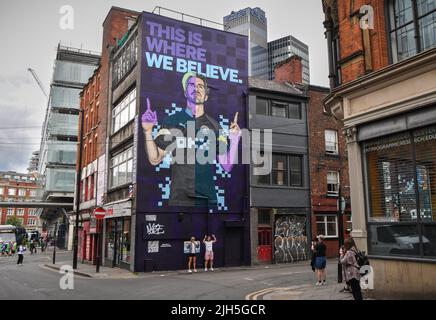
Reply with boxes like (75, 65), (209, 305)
(0, 0), (328, 173)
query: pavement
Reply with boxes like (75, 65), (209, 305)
(1, 249), (372, 300)
(246, 283), (371, 300)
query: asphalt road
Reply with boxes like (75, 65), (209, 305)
(0, 250), (337, 300)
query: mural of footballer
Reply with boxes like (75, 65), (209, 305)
(141, 72), (241, 207)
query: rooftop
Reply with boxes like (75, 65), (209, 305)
(249, 77), (305, 96)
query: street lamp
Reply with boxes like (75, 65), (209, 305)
(337, 184), (348, 283)
(73, 108), (84, 270)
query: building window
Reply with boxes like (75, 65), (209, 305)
(8, 188), (16, 196)
(254, 153), (303, 187)
(110, 147), (134, 188)
(364, 125), (436, 258)
(389, 0), (436, 62)
(258, 209), (272, 225)
(271, 101), (287, 118)
(112, 34), (138, 87)
(7, 208), (14, 216)
(112, 89), (136, 133)
(316, 215), (338, 238)
(30, 190), (36, 197)
(28, 209), (37, 216)
(18, 189), (26, 197)
(255, 98), (302, 119)
(325, 130), (339, 155)
(0, 187), (3, 195)
(27, 219), (36, 226)
(327, 171), (340, 196)
(17, 209), (24, 216)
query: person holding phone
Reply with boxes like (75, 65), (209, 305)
(203, 234), (217, 271)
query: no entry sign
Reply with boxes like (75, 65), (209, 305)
(94, 207), (106, 220)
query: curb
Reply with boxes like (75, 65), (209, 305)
(42, 264), (93, 278)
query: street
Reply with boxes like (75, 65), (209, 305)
(0, 250), (349, 300)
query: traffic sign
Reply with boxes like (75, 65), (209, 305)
(94, 207), (106, 220)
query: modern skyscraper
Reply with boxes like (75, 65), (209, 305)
(37, 44), (99, 248)
(224, 7), (268, 79)
(268, 35), (310, 84)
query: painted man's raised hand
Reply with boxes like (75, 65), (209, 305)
(141, 98), (158, 134)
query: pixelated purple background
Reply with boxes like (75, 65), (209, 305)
(136, 12), (248, 215)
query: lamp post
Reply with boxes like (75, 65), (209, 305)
(337, 185), (346, 283)
(73, 108), (84, 270)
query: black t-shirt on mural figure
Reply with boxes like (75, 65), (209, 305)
(154, 109), (227, 207)
(315, 242), (327, 257)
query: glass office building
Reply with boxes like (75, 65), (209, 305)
(268, 35), (310, 84)
(224, 7), (268, 79)
(37, 44), (99, 247)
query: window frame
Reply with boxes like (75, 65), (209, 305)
(255, 98), (302, 120)
(388, 0), (436, 62)
(316, 214), (339, 238)
(363, 125), (436, 260)
(254, 153), (303, 188)
(327, 171), (340, 197)
(112, 89), (136, 134)
(325, 129), (339, 155)
(110, 147), (134, 189)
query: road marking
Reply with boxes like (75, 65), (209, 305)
(244, 278), (254, 281)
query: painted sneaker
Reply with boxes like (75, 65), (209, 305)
(315, 281), (322, 286)
(322, 281), (326, 285)
(188, 269), (192, 273)
(194, 269), (197, 273)
(210, 268), (214, 271)
(205, 268), (208, 272)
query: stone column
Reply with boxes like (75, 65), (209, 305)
(344, 126), (368, 252)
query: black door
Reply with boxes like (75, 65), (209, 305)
(224, 227), (243, 267)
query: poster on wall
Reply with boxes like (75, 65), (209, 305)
(137, 12), (248, 214)
(183, 241), (200, 254)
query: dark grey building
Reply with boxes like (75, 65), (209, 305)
(248, 78), (311, 265)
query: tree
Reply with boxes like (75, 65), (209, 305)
(7, 216), (23, 228)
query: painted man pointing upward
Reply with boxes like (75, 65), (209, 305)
(141, 72), (241, 207)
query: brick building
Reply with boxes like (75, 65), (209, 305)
(73, 7), (139, 265)
(274, 55), (352, 258)
(322, 0), (436, 298)
(0, 171), (40, 231)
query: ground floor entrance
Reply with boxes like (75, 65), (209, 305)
(104, 217), (131, 269)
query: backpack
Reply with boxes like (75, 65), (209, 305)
(352, 249), (370, 274)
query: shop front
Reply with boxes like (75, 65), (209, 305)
(103, 201), (132, 271)
(324, 48), (436, 298)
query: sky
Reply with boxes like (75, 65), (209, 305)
(0, 0), (328, 173)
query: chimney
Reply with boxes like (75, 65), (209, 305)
(274, 55), (303, 85)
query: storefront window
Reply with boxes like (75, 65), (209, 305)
(105, 218), (131, 266)
(364, 125), (436, 259)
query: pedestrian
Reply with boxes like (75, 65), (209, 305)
(314, 235), (327, 286)
(339, 244), (351, 293)
(203, 234), (217, 272)
(187, 236), (198, 273)
(17, 243), (26, 265)
(340, 237), (363, 300)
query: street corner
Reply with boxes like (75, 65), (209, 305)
(245, 283), (357, 300)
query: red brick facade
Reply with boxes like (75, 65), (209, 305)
(323, 0), (389, 86)
(0, 173), (40, 230)
(306, 87), (351, 258)
(76, 7), (139, 264)
(274, 55), (303, 84)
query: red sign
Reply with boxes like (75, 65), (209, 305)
(94, 207), (106, 220)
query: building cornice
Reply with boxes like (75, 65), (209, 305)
(324, 48), (436, 121)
